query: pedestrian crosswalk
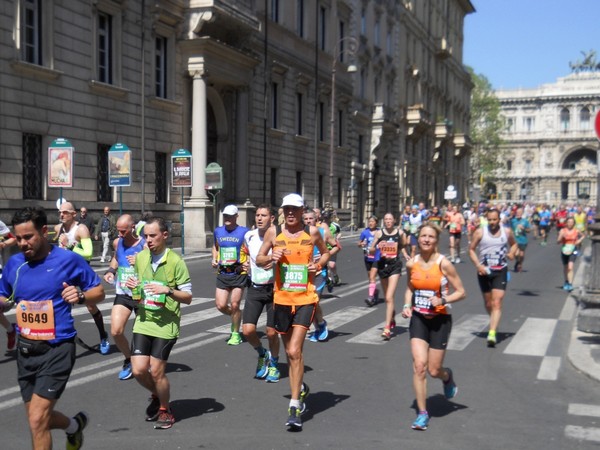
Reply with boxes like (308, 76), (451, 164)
(565, 403), (600, 443)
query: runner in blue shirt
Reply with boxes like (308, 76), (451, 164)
(0, 207), (104, 450)
(510, 207), (531, 272)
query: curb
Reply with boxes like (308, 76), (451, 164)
(567, 246), (600, 383)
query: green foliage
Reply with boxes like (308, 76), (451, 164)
(467, 66), (505, 180)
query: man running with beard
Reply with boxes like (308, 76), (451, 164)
(469, 208), (517, 347)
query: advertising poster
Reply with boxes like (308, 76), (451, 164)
(48, 139), (73, 187)
(172, 149), (192, 188)
(108, 143), (132, 187)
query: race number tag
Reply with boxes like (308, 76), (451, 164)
(219, 247), (238, 265)
(449, 222), (457, 231)
(253, 266), (274, 284)
(379, 242), (398, 259)
(117, 267), (136, 294)
(140, 280), (167, 310)
(410, 224), (418, 234)
(280, 264), (308, 292)
(16, 300), (56, 340)
(413, 290), (435, 315)
(562, 244), (576, 255)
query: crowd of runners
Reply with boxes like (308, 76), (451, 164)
(0, 197), (594, 446)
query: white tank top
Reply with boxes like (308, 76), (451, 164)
(479, 226), (508, 269)
(244, 228), (274, 285)
(60, 223), (80, 247)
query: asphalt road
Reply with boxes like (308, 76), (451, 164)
(1, 230), (599, 449)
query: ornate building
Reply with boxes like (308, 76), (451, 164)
(0, 0), (474, 249)
(493, 72), (600, 205)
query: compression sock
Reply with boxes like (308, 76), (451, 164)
(368, 283), (376, 297)
(92, 310), (108, 340)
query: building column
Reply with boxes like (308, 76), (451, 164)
(184, 57), (212, 249)
(235, 88), (250, 203)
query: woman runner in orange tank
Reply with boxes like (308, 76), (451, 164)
(402, 223), (466, 431)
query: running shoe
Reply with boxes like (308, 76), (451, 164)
(382, 327), (391, 341)
(411, 411), (430, 431)
(6, 323), (16, 351)
(308, 332), (318, 342)
(286, 406), (302, 430)
(443, 368), (458, 399)
(365, 297), (375, 307)
(227, 332), (243, 346)
(333, 275), (341, 286)
(99, 338), (110, 355)
(266, 361), (280, 383)
(66, 411), (89, 450)
(449, 257), (455, 263)
(316, 320), (329, 341)
(390, 313), (396, 331)
(487, 331), (497, 348)
(455, 257), (461, 264)
(154, 409), (175, 429)
(145, 395), (161, 421)
(299, 383), (310, 413)
(255, 350), (271, 379)
(118, 361), (133, 380)
(566, 283), (574, 292)
(326, 277), (334, 293)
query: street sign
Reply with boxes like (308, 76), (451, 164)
(205, 162), (223, 190)
(172, 148), (192, 188)
(444, 184), (457, 200)
(48, 138), (73, 188)
(595, 110), (600, 140)
(108, 143), (132, 187)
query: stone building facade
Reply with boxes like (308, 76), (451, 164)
(0, 0), (474, 249)
(493, 72), (600, 206)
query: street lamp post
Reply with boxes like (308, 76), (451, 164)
(328, 36), (358, 206)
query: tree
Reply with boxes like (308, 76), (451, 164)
(467, 66), (505, 200)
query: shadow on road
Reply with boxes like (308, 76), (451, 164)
(171, 397), (225, 421)
(166, 362), (193, 373)
(474, 331), (515, 345)
(411, 394), (467, 418)
(293, 391), (351, 425)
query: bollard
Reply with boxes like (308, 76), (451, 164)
(576, 214), (600, 334)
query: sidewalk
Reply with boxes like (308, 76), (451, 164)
(567, 246), (600, 383)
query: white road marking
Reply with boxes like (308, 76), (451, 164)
(537, 356), (560, 380)
(504, 318), (557, 356)
(568, 403), (600, 417)
(564, 425), (600, 443)
(447, 314), (490, 351)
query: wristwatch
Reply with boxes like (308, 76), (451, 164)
(77, 291), (86, 304)
(167, 288), (174, 297)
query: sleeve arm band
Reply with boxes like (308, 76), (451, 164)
(73, 237), (94, 259)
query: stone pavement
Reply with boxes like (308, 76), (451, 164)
(568, 247), (600, 383)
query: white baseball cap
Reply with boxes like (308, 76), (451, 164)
(281, 193), (304, 208)
(223, 205), (238, 215)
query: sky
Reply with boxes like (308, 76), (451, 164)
(464, 0), (600, 90)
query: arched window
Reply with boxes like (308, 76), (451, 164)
(580, 107), (590, 129)
(560, 107), (570, 131)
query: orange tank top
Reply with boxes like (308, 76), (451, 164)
(274, 226), (318, 306)
(410, 254), (449, 316)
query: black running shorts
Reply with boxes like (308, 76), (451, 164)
(409, 311), (452, 350)
(477, 267), (508, 292)
(273, 303), (316, 334)
(216, 273), (248, 290)
(243, 283), (275, 327)
(131, 333), (177, 360)
(17, 339), (76, 402)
